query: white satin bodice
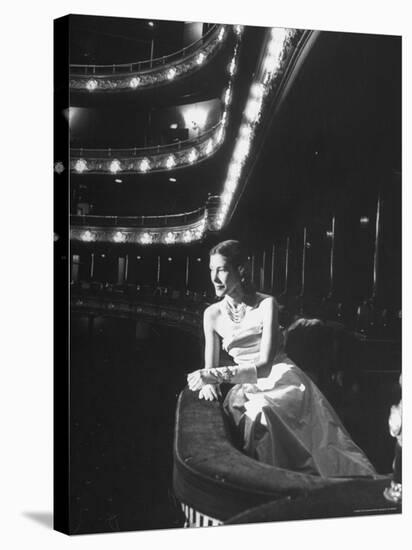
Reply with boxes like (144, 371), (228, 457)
(215, 294), (284, 367)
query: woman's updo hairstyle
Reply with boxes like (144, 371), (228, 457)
(209, 240), (254, 294)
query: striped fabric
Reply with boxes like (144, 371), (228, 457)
(180, 502), (222, 527)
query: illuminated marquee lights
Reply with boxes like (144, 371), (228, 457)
(110, 159), (121, 173)
(221, 192), (231, 205)
(71, 25), (230, 93)
(129, 76), (141, 88)
(140, 232), (153, 245)
(226, 178), (237, 192)
(183, 230), (193, 243)
(224, 87), (232, 106)
(81, 230), (95, 242)
(216, 126), (224, 145)
(113, 231), (127, 243)
(214, 27), (294, 229)
(165, 232), (177, 244)
(205, 139), (213, 155)
(244, 94), (263, 123)
(251, 82), (265, 99)
(86, 79), (98, 91)
(233, 134), (251, 162)
(166, 154), (176, 169)
(196, 52), (206, 65)
(74, 159), (88, 173)
(71, 28), (243, 177)
(71, 117), (228, 174)
(197, 216), (207, 233)
(239, 123), (253, 140)
(228, 161), (242, 181)
(263, 28), (291, 82)
(188, 148), (199, 164)
(72, 211), (209, 245)
(72, 27), (265, 242)
(139, 157), (151, 172)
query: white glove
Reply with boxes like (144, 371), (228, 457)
(187, 364), (257, 391)
(198, 384), (222, 401)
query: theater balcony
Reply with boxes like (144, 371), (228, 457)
(69, 21), (233, 93)
(67, 19), (310, 243)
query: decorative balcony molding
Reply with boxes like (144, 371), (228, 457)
(68, 27), (313, 245)
(208, 28), (308, 231)
(69, 24), (234, 92)
(70, 32), (242, 175)
(70, 206), (210, 244)
(70, 120), (226, 174)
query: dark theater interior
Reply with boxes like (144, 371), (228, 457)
(54, 15), (402, 534)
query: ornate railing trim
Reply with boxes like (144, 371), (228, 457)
(70, 208), (208, 244)
(68, 27), (316, 244)
(209, 28), (306, 231)
(70, 25), (231, 91)
(70, 120), (225, 174)
(70, 24), (220, 75)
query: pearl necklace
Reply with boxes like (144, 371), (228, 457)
(224, 298), (247, 324)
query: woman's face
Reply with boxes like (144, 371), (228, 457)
(209, 253), (242, 298)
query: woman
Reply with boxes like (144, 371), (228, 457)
(187, 240), (376, 477)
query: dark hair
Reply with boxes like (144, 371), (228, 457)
(209, 240), (254, 293)
(209, 240), (247, 267)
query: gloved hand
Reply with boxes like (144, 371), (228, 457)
(187, 364), (257, 391)
(199, 384), (222, 401)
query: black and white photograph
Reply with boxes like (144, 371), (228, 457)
(53, 11), (402, 535)
(1, 1), (408, 548)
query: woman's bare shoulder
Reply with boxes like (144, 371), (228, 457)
(255, 292), (278, 308)
(203, 301), (222, 321)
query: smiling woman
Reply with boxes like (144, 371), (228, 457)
(187, 239), (377, 477)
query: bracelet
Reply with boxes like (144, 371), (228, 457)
(204, 364), (257, 384)
(208, 366), (238, 383)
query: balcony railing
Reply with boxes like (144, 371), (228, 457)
(70, 24), (220, 76)
(70, 119), (224, 173)
(70, 205), (210, 244)
(71, 120), (222, 159)
(71, 206), (205, 229)
(69, 25), (232, 91)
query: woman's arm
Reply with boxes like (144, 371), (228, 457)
(197, 306), (222, 400)
(188, 296), (280, 389)
(203, 306), (220, 369)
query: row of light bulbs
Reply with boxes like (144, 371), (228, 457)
(73, 37), (240, 176)
(83, 25), (242, 93)
(79, 217), (207, 245)
(85, 65), (178, 92)
(214, 28), (293, 230)
(75, 25), (246, 244)
(73, 130), (224, 174)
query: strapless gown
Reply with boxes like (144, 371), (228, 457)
(220, 306), (376, 477)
